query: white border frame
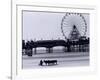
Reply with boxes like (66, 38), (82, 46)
(12, 3), (97, 80)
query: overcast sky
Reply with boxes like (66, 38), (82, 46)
(23, 11), (89, 41)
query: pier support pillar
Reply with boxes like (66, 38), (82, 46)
(34, 48), (37, 54)
(27, 49), (32, 56)
(46, 48), (53, 53)
(63, 47), (67, 52)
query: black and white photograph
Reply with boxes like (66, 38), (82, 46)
(22, 11), (90, 69)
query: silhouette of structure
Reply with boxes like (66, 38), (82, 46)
(22, 38), (89, 56)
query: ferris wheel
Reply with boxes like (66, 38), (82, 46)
(61, 12), (87, 40)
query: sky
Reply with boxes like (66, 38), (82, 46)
(23, 11), (89, 41)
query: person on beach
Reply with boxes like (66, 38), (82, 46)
(39, 60), (43, 66)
